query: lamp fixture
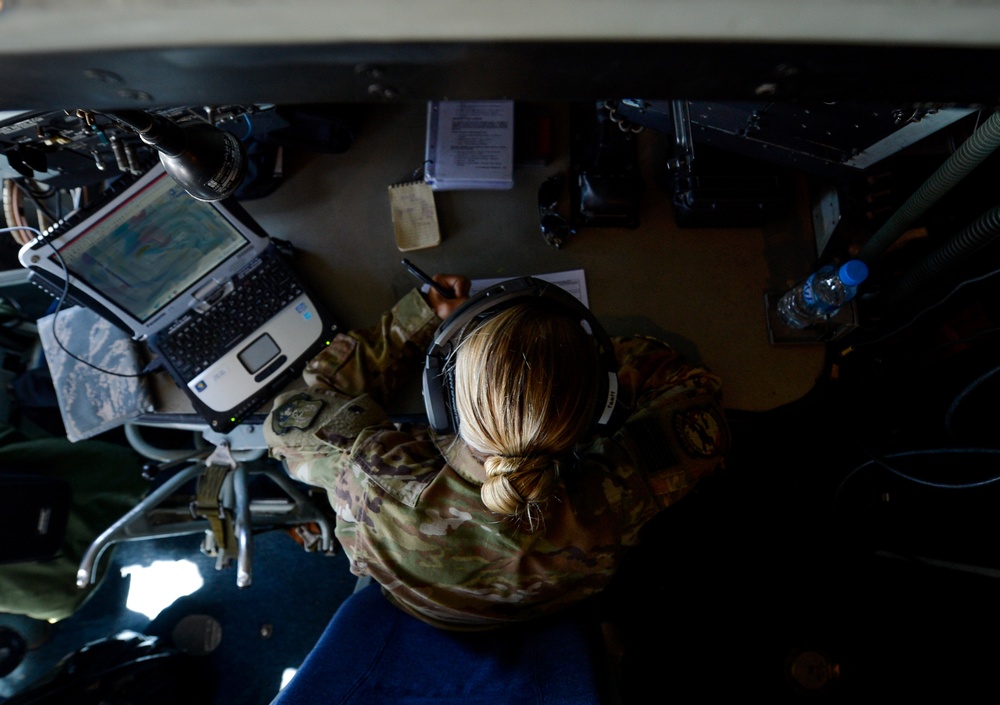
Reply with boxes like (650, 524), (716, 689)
(101, 109), (248, 202)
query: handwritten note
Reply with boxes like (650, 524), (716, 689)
(388, 180), (441, 251)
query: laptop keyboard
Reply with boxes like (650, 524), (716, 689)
(156, 253), (304, 380)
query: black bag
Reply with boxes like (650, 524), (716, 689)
(0, 475), (71, 564)
(570, 102), (644, 228)
(225, 104), (364, 201)
(3, 631), (211, 705)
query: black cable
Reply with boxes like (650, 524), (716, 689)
(11, 180), (57, 224)
(944, 360), (1000, 440)
(924, 323), (1000, 355)
(833, 446), (1000, 514)
(1, 225), (148, 378)
(843, 262), (1000, 356)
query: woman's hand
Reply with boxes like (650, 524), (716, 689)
(427, 274), (471, 319)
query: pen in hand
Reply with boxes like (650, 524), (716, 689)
(402, 258), (455, 299)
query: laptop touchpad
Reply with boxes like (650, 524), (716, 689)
(239, 333), (281, 374)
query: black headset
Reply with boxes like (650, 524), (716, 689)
(422, 276), (625, 435)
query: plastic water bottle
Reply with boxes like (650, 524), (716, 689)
(776, 259), (869, 329)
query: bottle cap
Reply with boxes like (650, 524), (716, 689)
(838, 260), (869, 287)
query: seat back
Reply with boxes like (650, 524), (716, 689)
(271, 582), (608, 705)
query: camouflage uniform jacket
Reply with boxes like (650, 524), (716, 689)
(265, 289), (730, 631)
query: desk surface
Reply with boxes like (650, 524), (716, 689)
(238, 102), (824, 413)
(152, 101), (823, 418)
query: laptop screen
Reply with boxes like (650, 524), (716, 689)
(54, 170), (246, 323)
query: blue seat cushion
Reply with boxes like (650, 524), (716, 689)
(271, 582), (604, 705)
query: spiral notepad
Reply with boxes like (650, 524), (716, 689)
(424, 101), (515, 190)
(388, 180), (441, 251)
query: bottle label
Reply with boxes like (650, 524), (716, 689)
(802, 274), (838, 315)
(802, 276), (818, 307)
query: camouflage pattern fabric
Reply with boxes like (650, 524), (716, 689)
(37, 306), (153, 442)
(266, 289), (730, 631)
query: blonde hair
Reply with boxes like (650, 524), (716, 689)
(453, 301), (601, 528)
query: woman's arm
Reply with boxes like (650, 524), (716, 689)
(611, 335), (730, 509)
(303, 274), (470, 405)
(614, 335), (725, 412)
(302, 289), (440, 406)
(266, 277), (469, 492)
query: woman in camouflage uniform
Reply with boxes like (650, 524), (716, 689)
(265, 273), (729, 630)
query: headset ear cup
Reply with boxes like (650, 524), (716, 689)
(422, 349), (452, 433)
(603, 373), (629, 433)
(592, 369), (626, 434)
(445, 359), (460, 434)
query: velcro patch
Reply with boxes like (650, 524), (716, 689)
(673, 405), (728, 458)
(271, 393), (325, 435)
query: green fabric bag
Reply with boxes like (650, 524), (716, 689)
(0, 435), (148, 622)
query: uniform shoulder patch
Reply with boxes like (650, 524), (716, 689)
(271, 393), (325, 435)
(673, 404), (728, 458)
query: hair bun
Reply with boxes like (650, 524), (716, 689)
(481, 453), (560, 524)
(484, 452), (549, 477)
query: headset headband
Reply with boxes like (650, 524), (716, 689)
(422, 276), (621, 435)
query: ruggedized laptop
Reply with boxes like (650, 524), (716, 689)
(19, 163), (337, 433)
